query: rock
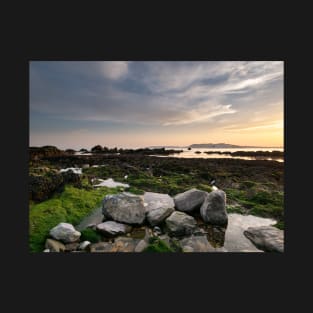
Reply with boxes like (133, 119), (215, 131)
(223, 213), (274, 252)
(174, 188), (207, 212)
(96, 221), (132, 236)
(180, 235), (227, 252)
(153, 226), (162, 236)
(88, 238), (139, 252)
(64, 242), (80, 251)
(159, 234), (171, 247)
(102, 193), (146, 225)
(49, 222), (81, 243)
(82, 164), (90, 169)
(89, 242), (114, 252)
(78, 241), (91, 250)
(61, 170), (82, 187)
(43, 249), (50, 252)
(243, 226), (284, 252)
(165, 211), (197, 236)
(134, 239), (148, 252)
(143, 192), (175, 213)
(147, 207), (174, 226)
(113, 237), (139, 252)
(45, 238), (66, 252)
(200, 190), (228, 226)
(29, 172), (64, 202)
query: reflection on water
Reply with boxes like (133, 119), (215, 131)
(155, 147), (284, 162)
(206, 213), (276, 252)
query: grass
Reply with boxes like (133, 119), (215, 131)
(80, 228), (102, 243)
(29, 185), (119, 252)
(225, 184), (284, 228)
(83, 165), (212, 196)
(143, 237), (175, 252)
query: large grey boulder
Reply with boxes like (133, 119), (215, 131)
(180, 235), (227, 252)
(243, 226), (284, 252)
(174, 188), (207, 212)
(49, 223), (81, 243)
(200, 190), (228, 226)
(102, 193), (146, 225)
(96, 221), (132, 236)
(45, 238), (66, 252)
(147, 207), (175, 226)
(165, 211), (197, 236)
(143, 192), (175, 213)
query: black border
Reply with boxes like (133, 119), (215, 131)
(5, 28), (302, 308)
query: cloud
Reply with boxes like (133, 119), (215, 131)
(100, 61), (129, 80)
(30, 61), (283, 130)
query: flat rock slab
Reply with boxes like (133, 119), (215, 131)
(174, 188), (207, 213)
(96, 221), (132, 236)
(143, 192), (175, 213)
(244, 226), (284, 252)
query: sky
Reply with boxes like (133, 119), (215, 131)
(30, 61), (284, 150)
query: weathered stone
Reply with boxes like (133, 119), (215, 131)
(49, 222), (81, 243)
(64, 242), (80, 251)
(45, 238), (66, 252)
(244, 226), (284, 252)
(147, 207), (174, 226)
(134, 239), (148, 252)
(96, 221), (132, 236)
(174, 188), (207, 212)
(200, 190), (228, 226)
(89, 242), (114, 252)
(113, 237), (139, 252)
(143, 192), (175, 213)
(179, 235), (227, 252)
(78, 241), (91, 250)
(102, 193), (145, 224)
(165, 211), (197, 236)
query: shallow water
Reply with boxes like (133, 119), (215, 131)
(152, 147), (284, 162)
(75, 207), (103, 231)
(222, 213), (276, 252)
(93, 178), (129, 188)
(59, 167), (82, 175)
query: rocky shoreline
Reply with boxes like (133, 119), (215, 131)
(29, 146), (284, 252)
(42, 188), (284, 253)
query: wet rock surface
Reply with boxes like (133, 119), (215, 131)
(244, 226), (284, 252)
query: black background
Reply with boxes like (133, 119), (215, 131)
(2, 4), (309, 311)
